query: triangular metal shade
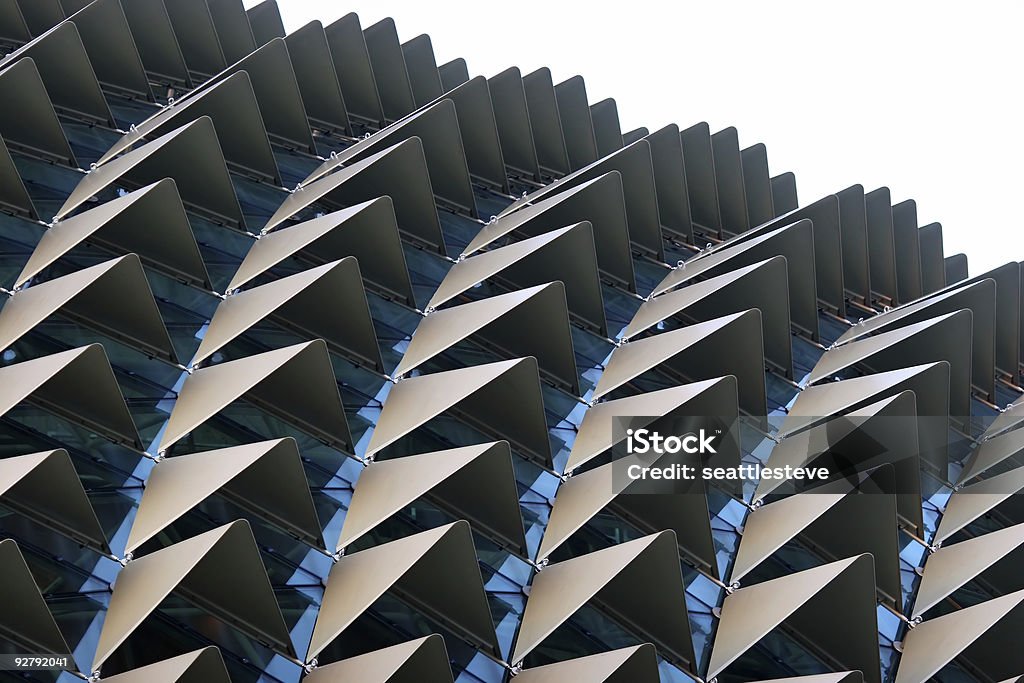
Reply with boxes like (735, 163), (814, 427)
(55, 116), (245, 228)
(303, 99), (474, 215)
(625, 256), (792, 375)
(514, 644), (659, 683)
(654, 220), (819, 339)
(895, 589), (1024, 683)
(0, 449), (109, 552)
(438, 57), (469, 91)
(679, 122), (722, 236)
(337, 441), (525, 555)
(307, 521), (498, 661)
(809, 310), (972, 419)
(97, 71), (280, 182)
(0, 254), (178, 362)
(488, 66), (540, 179)
(935, 465), (1024, 544)
(891, 199), (924, 304)
(539, 451), (718, 574)
(511, 531), (694, 669)
(959, 427), (1024, 484)
(0, 57), (75, 163)
(0, 344), (141, 448)
(913, 522), (1024, 618)
(304, 634), (454, 683)
(395, 283), (579, 392)
(645, 124), (692, 240)
(522, 67), (570, 176)
(119, 0), (190, 87)
(158, 340), (352, 454)
(554, 75), (598, 171)
(163, 0), (226, 78)
(782, 363), (950, 485)
(99, 646), (230, 683)
(436, 76), (508, 192)
(401, 34), (442, 107)
(735, 193), (846, 317)
(711, 126), (751, 235)
(741, 143), (776, 229)
(732, 466), (901, 603)
(499, 140), (663, 257)
(835, 278), (996, 398)
(92, 520), (295, 672)
(125, 437), (323, 553)
(0, 134), (37, 218)
(0, 20), (113, 125)
(192, 258), (382, 370)
(363, 17), (416, 122)
(759, 391), (926, 533)
(706, 554), (880, 683)
(918, 222), (945, 295)
(464, 172), (636, 291)
(428, 222), (606, 334)
(323, 12), (384, 126)
(594, 309), (766, 417)
(182, 37), (313, 152)
(16, 179), (210, 289)
(64, 0), (151, 98)
(0, 539), (72, 657)
(247, 1), (285, 46)
(264, 138), (445, 253)
(228, 198), (412, 303)
(567, 375), (738, 474)
(365, 357), (551, 467)
(922, 262), (1020, 379)
(206, 0), (256, 64)
(590, 98), (623, 158)
(285, 20), (350, 134)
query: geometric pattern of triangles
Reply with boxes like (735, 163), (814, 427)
(0, 4), (1018, 683)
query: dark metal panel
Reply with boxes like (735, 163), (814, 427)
(740, 142), (774, 226)
(363, 16), (416, 122)
(0, 21), (115, 125)
(206, 0), (256, 64)
(944, 253), (968, 284)
(163, 0), (226, 79)
(554, 75), (599, 171)
(621, 126), (648, 145)
(522, 67), (570, 177)
(285, 21), (351, 134)
(836, 184), (871, 303)
(590, 97), (623, 158)
(770, 171), (798, 215)
(401, 33), (443, 108)
(324, 12), (383, 126)
(646, 123), (693, 241)
(14, 0), (62, 36)
(680, 121), (722, 237)
(711, 126), (750, 235)
(918, 222), (946, 294)
(488, 66), (539, 179)
(438, 57), (469, 91)
(63, 0), (152, 98)
(246, 0), (284, 46)
(865, 186), (899, 305)
(892, 199), (924, 303)
(120, 0), (191, 87)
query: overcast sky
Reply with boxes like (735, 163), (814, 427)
(251, 0), (1024, 277)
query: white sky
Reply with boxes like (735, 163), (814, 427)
(252, 0), (1024, 276)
